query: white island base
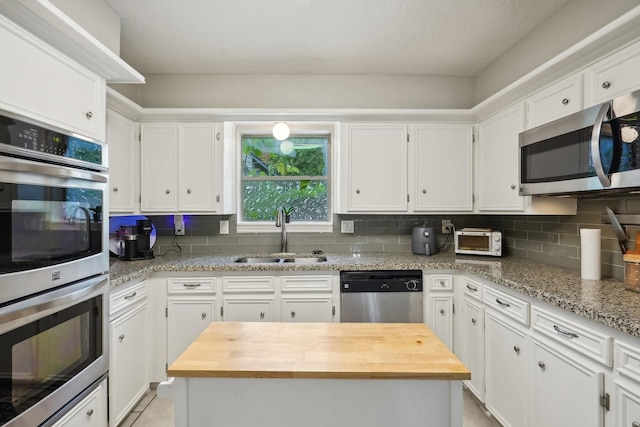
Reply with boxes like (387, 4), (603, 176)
(158, 376), (463, 427)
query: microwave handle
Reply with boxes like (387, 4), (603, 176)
(590, 101), (612, 188)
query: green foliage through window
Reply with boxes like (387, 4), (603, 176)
(241, 135), (329, 222)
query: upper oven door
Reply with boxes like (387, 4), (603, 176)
(0, 156), (108, 305)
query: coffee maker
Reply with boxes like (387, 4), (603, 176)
(120, 219), (155, 261)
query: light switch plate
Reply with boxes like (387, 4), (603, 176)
(174, 215), (185, 235)
(220, 220), (229, 235)
(341, 220), (354, 233)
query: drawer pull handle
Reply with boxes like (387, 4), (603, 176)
(440, 309), (445, 315)
(119, 334), (125, 341)
(553, 325), (579, 339)
(183, 283), (202, 289)
(471, 318), (477, 325)
(201, 312), (207, 319)
(602, 81), (611, 89)
(562, 98), (569, 105)
(632, 422), (640, 427)
(466, 284), (478, 292)
(86, 409), (94, 416)
(513, 345), (520, 354)
(496, 298), (511, 308)
(291, 311), (296, 318)
(260, 312), (265, 319)
(123, 292), (137, 300)
(538, 361), (546, 370)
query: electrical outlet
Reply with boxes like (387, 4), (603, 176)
(442, 220), (453, 234)
(174, 215), (185, 235)
(341, 220), (355, 233)
(220, 220), (229, 235)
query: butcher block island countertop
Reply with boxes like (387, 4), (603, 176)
(159, 322), (470, 427)
(167, 322), (470, 380)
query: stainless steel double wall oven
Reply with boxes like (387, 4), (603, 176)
(0, 112), (109, 427)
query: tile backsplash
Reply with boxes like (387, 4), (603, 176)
(136, 194), (640, 280)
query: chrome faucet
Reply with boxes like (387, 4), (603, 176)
(275, 207), (288, 253)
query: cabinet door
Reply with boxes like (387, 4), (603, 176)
(586, 41), (640, 106)
(463, 298), (485, 401)
(109, 302), (149, 427)
(414, 125), (473, 211)
(485, 311), (528, 427)
(51, 380), (107, 427)
(221, 296), (275, 322)
(429, 295), (453, 349)
(526, 76), (582, 129)
(531, 339), (604, 427)
(477, 104), (525, 211)
(615, 379), (640, 427)
(167, 298), (216, 365)
(344, 124), (408, 212)
(179, 123), (219, 212)
(106, 109), (138, 213)
(140, 123), (178, 212)
(281, 295), (334, 322)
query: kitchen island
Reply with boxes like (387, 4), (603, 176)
(157, 321), (470, 427)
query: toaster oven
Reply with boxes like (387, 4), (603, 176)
(455, 228), (502, 257)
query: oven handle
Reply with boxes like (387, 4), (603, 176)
(0, 155), (107, 183)
(590, 101), (612, 188)
(0, 275), (108, 330)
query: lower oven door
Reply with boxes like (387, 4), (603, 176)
(0, 275), (108, 427)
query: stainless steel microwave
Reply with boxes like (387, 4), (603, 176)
(455, 229), (502, 257)
(519, 88), (640, 196)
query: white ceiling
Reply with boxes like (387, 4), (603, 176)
(104, 0), (571, 77)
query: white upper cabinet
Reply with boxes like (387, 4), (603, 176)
(0, 15), (105, 141)
(585, 40), (640, 107)
(413, 124), (473, 212)
(106, 109), (138, 214)
(140, 122), (222, 213)
(526, 75), (583, 129)
(476, 104), (526, 212)
(341, 123), (408, 212)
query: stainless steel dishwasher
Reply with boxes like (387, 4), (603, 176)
(340, 270), (423, 323)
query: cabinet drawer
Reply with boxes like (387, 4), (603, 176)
(483, 285), (529, 326)
(463, 278), (483, 301)
(281, 275), (333, 292)
(615, 341), (640, 382)
(531, 306), (612, 366)
(52, 379), (106, 427)
(223, 276), (275, 293)
(168, 277), (216, 294)
(429, 275), (453, 291)
(526, 75), (582, 129)
(110, 280), (148, 320)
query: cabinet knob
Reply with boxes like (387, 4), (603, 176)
(510, 184), (516, 190)
(113, 187), (119, 192)
(439, 280), (446, 287)
(86, 409), (94, 416)
(602, 81), (611, 89)
(513, 345), (520, 354)
(355, 189), (360, 194)
(86, 111), (93, 119)
(439, 309), (445, 315)
(561, 98), (569, 105)
(260, 312), (265, 319)
(187, 189), (192, 194)
(119, 334), (124, 341)
(631, 422), (640, 427)
(422, 189), (427, 194)
(291, 311), (296, 318)
(165, 189), (171, 194)
(538, 361), (546, 370)
(216, 194), (221, 203)
(201, 312), (207, 319)
(471, 318), (477, 325)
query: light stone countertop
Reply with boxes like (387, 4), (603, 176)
(109, 251), (640, 338)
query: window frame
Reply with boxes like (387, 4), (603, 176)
(234, 122), (337, 233)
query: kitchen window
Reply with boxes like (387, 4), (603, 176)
(236, 123), (334, 232)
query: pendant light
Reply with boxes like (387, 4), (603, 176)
(272, 122), (290, 141)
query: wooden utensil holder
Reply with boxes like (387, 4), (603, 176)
(623, 253), (640, 292)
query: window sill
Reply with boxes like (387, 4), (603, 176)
(236, 222), (334, 233)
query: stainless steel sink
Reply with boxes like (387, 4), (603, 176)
(234, 257), (281, 263)
(234, 256), (327, 264)
(283, 257), (327, 263)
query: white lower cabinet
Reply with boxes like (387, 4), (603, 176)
(530, 337), (605, 427)
(485, 310), (529, 427)
(281, 295), (334, 322)
(109, 280), (150, 427)
(614, 379), (640, 427)
(52, 380), (108, 427)
(221, 296), (275, 321)
(426, 274), (454, 350)
(463, 297), (485, 401)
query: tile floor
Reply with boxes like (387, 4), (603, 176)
(121, 387), (500, 427)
